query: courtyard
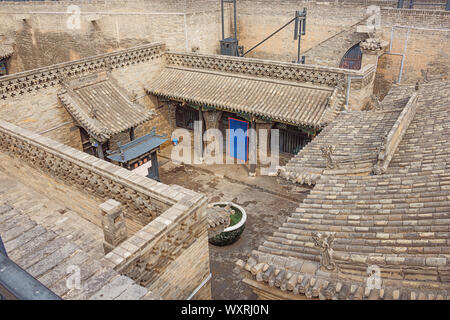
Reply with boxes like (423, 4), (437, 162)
(158, 154), (310, 299)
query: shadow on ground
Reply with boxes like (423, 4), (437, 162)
(159, 160), (310, 300)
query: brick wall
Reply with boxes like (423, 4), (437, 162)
(237, 0), (369, 62)
(375, 9), (450, 97)
(0, 151), (105, 226)
(0, 117), (211, 299)
(99, 169), (211, 299)
(0, 118), (179, 225)
(0, 0), (228, 72)
(373, 92), (419, 174)
(234, 1), (450, 98)
(0, 43), (166, 150)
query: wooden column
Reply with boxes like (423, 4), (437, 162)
(97, 143), (105, 160)
(149, 150), (160, 182)
(249, 119), (257, 176)
(194, 107), (204, 162)
(203, 110), (223, 157)
(129, 127), (135, 141)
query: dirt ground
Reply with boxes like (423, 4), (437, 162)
(159, 158), (310, 300)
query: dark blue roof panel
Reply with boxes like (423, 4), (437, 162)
(106, 131), (167, 163)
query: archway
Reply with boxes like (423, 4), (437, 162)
(339, 43), (362, 70)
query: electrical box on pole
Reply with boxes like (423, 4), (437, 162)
(293, 8), (307, 64)
(220, 0), (244, 57)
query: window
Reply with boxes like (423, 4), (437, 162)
(176, 104), (199, 130)
(277, 124), (311, 155)
(339, 43), (362, 70)
(0, 59), (7, 77)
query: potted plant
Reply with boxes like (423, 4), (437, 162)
(208, 202), (247, 246)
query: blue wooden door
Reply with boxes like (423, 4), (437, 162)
(228, 118), (248, 162)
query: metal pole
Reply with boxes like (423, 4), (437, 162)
(233, 0), (237, 40)
(297, 14), (302, 64)
(221, 0), (224, 40)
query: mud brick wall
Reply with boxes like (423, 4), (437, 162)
(0, 0), (229, 73)
(0, 84), (83, 149)
(375, 9), (450, 98)
(236, 0), (369, 62)
(234, 1), (450, 99)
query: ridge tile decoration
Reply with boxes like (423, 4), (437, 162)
(238, 80), (450, 300)
(147, 66), (344, 128)
(0, 119), (180, 226)
(58, 71), (155, 143)
(0, 42), (165, 100)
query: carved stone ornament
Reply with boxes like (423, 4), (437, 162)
(320, 144), (338, 169)
(312, 232), (337, 271)
(360, 37), (388, 52)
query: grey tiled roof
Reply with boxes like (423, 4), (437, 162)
(58, 72), (155, 143)
(106, 130), (167, 163)
(146, 66), (342, 128)
(0, 202), (152, 300)
(239, 80), (450, 300)
(278, 85), (411, 185)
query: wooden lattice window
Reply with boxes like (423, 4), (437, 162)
(176, 104), (199, 130)
(278, 124), (311, 155)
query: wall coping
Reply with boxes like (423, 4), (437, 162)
(165, 51), (376, 90)
(0, 118), (184, 211)
(0, 42), (165, 100)
(0, 42), (164, 82)
(166, 51), (375, 77)
(104, 194), (208, 270)
(373, 92), (419, 174)
(381, 7), (450, 17)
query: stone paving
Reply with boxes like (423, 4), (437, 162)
(0, 170), (152, 300)
(158, 160), (310, 300)
(0, 171), (105, 262)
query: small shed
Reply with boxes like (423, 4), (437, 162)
(106, 128), (167, 181)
